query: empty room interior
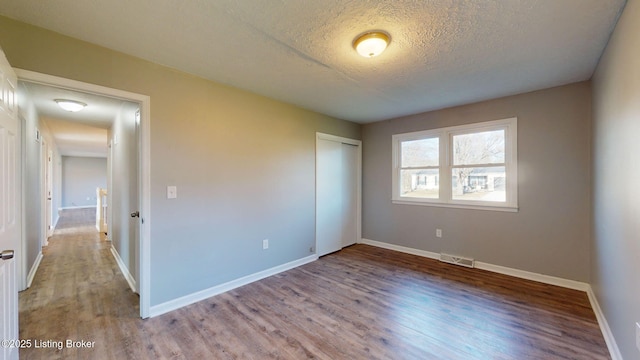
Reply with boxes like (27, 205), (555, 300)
(0, 0), (639, 359)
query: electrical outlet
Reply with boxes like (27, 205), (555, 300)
(636, 322), (640, 352)
(309, 246), (314, 253)
(262, 239), (269, 250)
(436, 229), (442, 238)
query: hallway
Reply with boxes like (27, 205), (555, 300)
(19, 208), (140, 359)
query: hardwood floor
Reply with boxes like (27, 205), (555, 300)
(19, 209), (610, 359)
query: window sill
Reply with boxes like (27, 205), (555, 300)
(392, 199), (519, 212)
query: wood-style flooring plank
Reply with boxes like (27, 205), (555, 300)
(19, 208), (610, 359)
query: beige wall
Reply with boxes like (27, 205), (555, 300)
(592, 0), (640, 358)
(61, 156), (107, 208)
(0, 16), (361, 306)
(363, 82), (592, 281)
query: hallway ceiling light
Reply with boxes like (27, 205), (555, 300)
(353, 31), (390, 58)
(55, 99), (87, 112)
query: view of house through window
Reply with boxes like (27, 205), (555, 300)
(393, 118), (517, 211)
(400, 137), (439, 198)
(451, 129), (506, 202)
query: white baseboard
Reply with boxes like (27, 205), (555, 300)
(110, 246), (137, 294)
(26, 252), (43, 288)
(360, 238), (440, 260)
(52, 215), (59, 231)
(150, 254), (318, 318)
(474, 261), (589, 291)
(360, 238), (588, 290)
(586, 287), (623, 360)
(359, 238), (621, 359)
(59, 205), (96, 210)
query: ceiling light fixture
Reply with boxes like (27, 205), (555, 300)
(353, 31), (390, 58)
(55, 99), (87, 112)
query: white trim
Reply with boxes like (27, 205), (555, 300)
(474, 261), (589, 291)
(392, 200), (518, 212)
(316, 132), (361, 146)
(25, 252), (43, 288)
(392, 117), (518, 211)
(16, 69), (152, 319)
(58, 206), (97, 210)
(150, 255), (318, 318)
(51, 214), (59, 231)
(586, 287), (623, 360)
(110, 245), (137, 293)
(359, 238), (440, 260)
(361, 238), (621, 359)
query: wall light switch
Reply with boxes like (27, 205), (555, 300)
(167, 186), (177, 199)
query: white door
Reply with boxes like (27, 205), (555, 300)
(0, 47), (21, 360)
(316, 138), (343, 256)
(40, 140), (50, 246)
(46, 149), (53, 238)
(133, 109), (141, 291)
(316, 134), (360, 257)
(340, 143), (358, 247)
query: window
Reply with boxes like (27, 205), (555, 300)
(392, 118), (517, 211)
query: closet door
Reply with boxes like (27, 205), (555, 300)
(340, 143), (358, 248)
(316, 138), (343, 256)
(316, 135), (360, 257)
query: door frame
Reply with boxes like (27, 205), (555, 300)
(46, 147), (53, 238)
(40, 138), (51, 247)
(315, 132), (362, 254)
(15, 69), (152, 318)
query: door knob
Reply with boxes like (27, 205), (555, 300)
(1, 250), (14, 260)
(130, 211), (140, 218)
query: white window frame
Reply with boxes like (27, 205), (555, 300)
(392, 118), (518, 212)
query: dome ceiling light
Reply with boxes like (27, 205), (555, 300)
(353, 31), (390, 58)
(55, 99), (87, 112)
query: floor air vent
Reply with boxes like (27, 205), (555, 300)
(439, 253), (475, 268)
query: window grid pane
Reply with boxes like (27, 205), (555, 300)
(400, 169), (439, 199)
(453, 129), (505, 166)
(451, 166), (506, 202)
(401, 138), (439, 168)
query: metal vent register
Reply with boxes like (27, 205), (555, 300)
(439, 253), (475, 268)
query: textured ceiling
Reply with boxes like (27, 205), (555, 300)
(0, 0), (626, 123)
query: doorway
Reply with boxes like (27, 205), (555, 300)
(15, 69), (151, 318)
(315, 133), (361, 256)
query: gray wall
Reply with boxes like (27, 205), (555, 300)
(592, 0), (640, 358)
(18, 89), (42, 281)
(362, 82), (592, 282)
(61, 156), (107, 208)
(0, 17), (361, 306)
(109, 103), (139, 289)
(18, 83), (63, 285)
